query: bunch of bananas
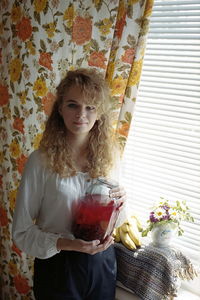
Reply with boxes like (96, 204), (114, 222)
(113, 215), (143, 250)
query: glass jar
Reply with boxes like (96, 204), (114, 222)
(72, 177), (122, 243)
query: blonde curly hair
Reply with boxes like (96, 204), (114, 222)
(39, 68), (121, 178)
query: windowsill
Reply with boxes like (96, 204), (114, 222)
(115, 284), (200, 300)
(115, 285), (140, 300)
(175, 289), (200, 300)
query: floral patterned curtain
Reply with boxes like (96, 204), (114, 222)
(0, 0), (153, 298)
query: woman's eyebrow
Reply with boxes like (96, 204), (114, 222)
(63, 99), (79, 103)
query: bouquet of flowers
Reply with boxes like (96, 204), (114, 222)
(142, 198), (194, 237)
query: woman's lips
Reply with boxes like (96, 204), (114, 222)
(74, 122), (88, 125)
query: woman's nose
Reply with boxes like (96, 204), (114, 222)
(76, 107), (86, 118)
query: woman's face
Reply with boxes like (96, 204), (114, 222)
(59, 85), (98, 139)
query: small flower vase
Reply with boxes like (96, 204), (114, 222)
(151, 222), (177, 248)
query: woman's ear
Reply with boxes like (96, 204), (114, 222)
(58, 104), (62, 116)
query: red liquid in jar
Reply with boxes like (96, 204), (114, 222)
(72, 194), (121, 243)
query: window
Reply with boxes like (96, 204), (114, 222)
(122, 0), (200, 264)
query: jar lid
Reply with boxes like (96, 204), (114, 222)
(97, 177), (119, 189)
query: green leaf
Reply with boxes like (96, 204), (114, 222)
(120, 120), (127, 125)
(123, 45), (131, 51)
(127, 34), (136, 47)
(32, 26), (39, 32)
(25, 82), (33, 87)
(127, 5), (133, 19)
(76, 57), (84, 68)
(95, 0), (103, 12)
(12, 131), (19, 137)
(40, 39), (47, 52)
(135, 17), (142, 27)
(38, 67), (46, 73)
(124, 111), (132, 123)
(43, 2), (48, 15)
(141, 229), (149, 237)
(34, 11), (41, 25)
(58, 39), (64, 47)
(54, 11), (63, 17)
(63, 23), (72, 36)
(90, 39), (99, 52)
(100, 36), (106, 41)
(10, 81), (14, 93)
(125, 86), (131, 98)
(14, 106), (20, 117)
(117, 65), (129, 72)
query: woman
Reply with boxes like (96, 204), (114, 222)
(12, 68), (126, 300)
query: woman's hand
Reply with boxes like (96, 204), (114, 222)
(109, 185), (126, 209)
(57, 235), (114, 255)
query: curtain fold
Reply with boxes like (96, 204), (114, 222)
(0, 0), (153, 298)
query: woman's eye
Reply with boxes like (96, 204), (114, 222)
(86, 106), (96, 111)
(67, 103), (77, 108)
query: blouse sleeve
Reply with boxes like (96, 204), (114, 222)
(12, 150), (61, 259)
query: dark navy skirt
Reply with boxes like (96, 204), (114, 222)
(33, 246), (116, 300)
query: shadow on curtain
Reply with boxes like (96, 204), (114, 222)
(0, 0), (153, 298)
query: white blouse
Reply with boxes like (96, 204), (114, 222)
(12, 150), (124, 259)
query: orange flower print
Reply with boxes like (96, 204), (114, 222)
(39, 52), (53, 71)
(144, 0), (154, 18)
(19, 90), (27, 104)
(33, 78), (48, 97)
(72, 16), (92, 45)
(115, 13), (126, 40)
(33, 132), (43, 150)
(16, 154), (27, 175)
(117, 0), (126, 20)
(121, 48), (135, 64)
(94, 0), (101, 5)
(13, 117), (24, 133)
(0, 84), (9, 106)
(64, 4), (75, 28)
(45, 22), (56, 38)
(88, 51), (107, 69)
(9, 189), (17, 212)
(118, 122), (129, 137)
(128, 59), (143, 86)
(26, 41), (36, 55)
(12, 244), (22, 257)
(9, 140), (20, 158)
(34, 0), (47, 13)
(14, 274), (30, 294)
(128, 0), (140, 4)
(8, 260), (18, 276)
(9, 58), (22, 82)
(111, 76), (127, 96)
(42, 92), (56, 116)
(99, 18), (112, 35)
(0, 206), (9, 227)
(11, 5), (22, 23)
(16, 17), (32, 42)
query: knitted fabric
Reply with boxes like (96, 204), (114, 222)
(114, 243), (199, 300)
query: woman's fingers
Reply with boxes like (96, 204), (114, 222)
(109, 185), (127, 208)
(109, 186), (126, 198)
(74, 236), (114, 255)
